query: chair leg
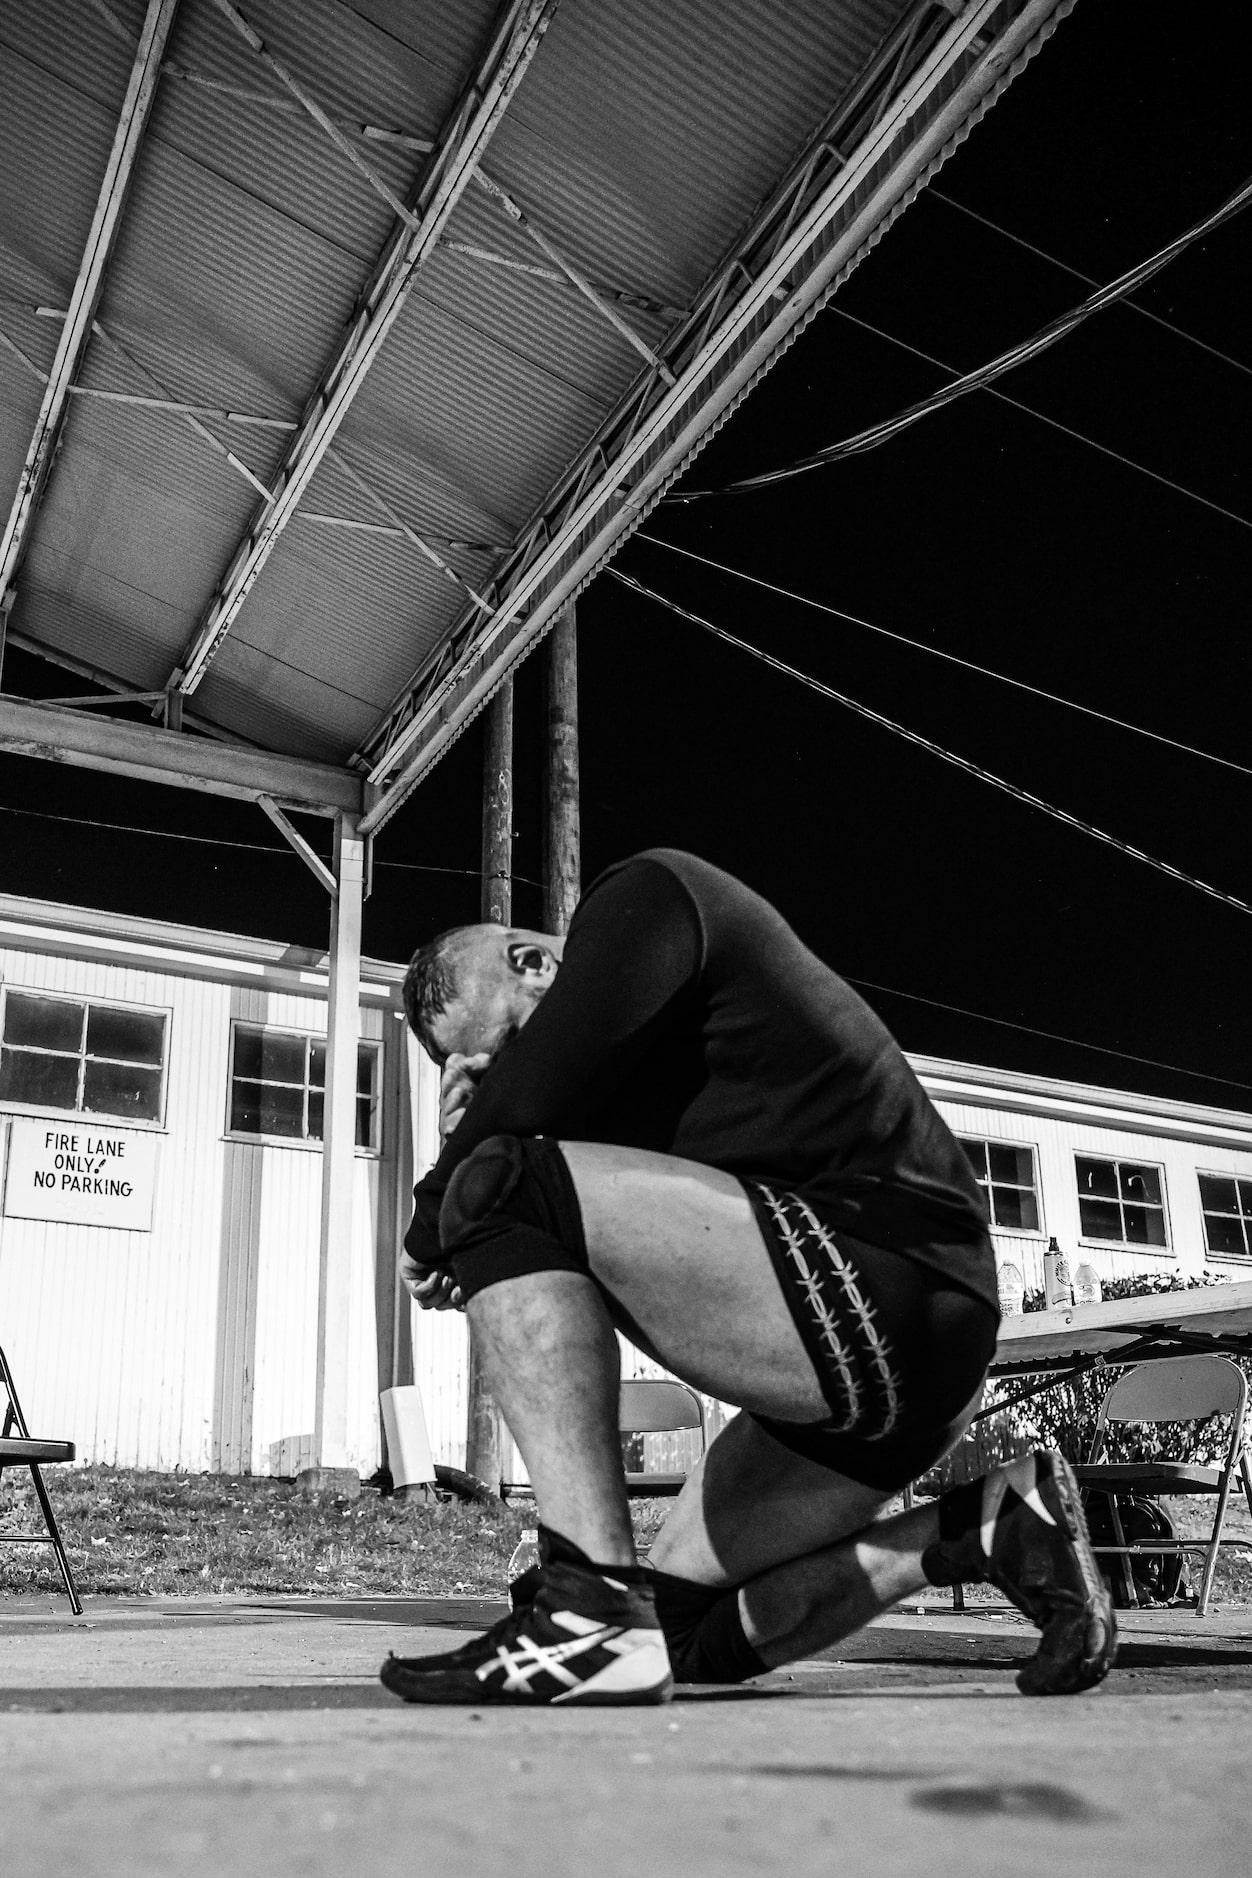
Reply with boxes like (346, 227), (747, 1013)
(1195, 1466), (1238, 1619)
(25, 1463), (83, 1617)
(1107, 1495), (1139, 1608)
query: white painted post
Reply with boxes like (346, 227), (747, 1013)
(306, 812), (365, 1491)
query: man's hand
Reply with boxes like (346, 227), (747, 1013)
(439, 1050), (491, 1141)
(399, 1248), (463, 1311)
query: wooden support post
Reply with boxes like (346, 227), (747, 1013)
(544, 604), (580, 937)
(466, 683), (513, 1492)
(303, 812), (365, 1494)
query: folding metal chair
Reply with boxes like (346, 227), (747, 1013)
(620, 1379), (707, 1497)
(1074, 1354), (1252, 1617)
(0, 1340), (83, 1613)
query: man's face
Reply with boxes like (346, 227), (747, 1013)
(426, 928), (562, 1068)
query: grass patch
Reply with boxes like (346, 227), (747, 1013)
(3, 1468), (1247, 1606)
(0, 1466), (671, 1601)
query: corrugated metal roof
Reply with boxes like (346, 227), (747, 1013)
(0, 0), (1068, 772)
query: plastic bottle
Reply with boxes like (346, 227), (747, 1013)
(1043, 1236), (1073, 1309)
(507, 1527), (541, 1585)
(1072, 1261), (1103, 1305)
(997, 1261), (1024, 1315)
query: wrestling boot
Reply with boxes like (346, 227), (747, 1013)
(922, 1448), (1116, 1696)
(380, 1528), (672, 1706)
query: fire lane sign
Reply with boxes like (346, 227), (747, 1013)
(3, 1117), (158, 1230)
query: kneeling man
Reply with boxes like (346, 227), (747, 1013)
(381, 850), (1114, 1705)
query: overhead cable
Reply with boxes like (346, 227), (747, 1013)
(667, 174), (1252, 506)
(846, 976), (1252, 1097)
(609, 567), (1252, 921)
(827, 305), (1252, 537)
(0, 803), (543, 888)
(929, 188), (1252, 382)
(635, 532), (1252, 780)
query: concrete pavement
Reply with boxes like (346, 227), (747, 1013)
(2, 1593), (1248, 1876)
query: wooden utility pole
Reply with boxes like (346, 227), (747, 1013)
(466, 682), (513, 1491)
(543, 604), (580, 936)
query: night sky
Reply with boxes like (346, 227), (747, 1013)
(2, 4), (1249, 1114)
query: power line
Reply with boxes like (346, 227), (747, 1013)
(667, 174), (1252, 521)
(929, 187), (1252, 382)
(829, 305), (1252, 536)
(846, 974), (1252, 1097)
(610, 567), (1252, 920)
(0, 803), (545, 888)
(633, 532), (1252, 780)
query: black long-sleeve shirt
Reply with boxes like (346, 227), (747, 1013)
(407, 850), (995, 1307)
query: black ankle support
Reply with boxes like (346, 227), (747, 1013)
(920, 1478), (989, 1587)
(649, 1570), (768, 1684)
(538, 1525), (651, 1586)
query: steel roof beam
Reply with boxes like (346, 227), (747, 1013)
(1, 624), (259, 747)
(357, 0), (1075, 835)
(169, 0), (561, 699)
(0, 696), (362, 817)
(0, 0), (180, 607)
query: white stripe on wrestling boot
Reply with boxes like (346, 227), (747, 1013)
(980, 1453), (1058, 1560)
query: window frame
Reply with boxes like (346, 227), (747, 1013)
(0, 984), (171, 1129)
(1197, 1170), (1252, 1262)
(224, 1020), (383, 1155)
(957, 1135), (1044, 1235)
(1074, 1152), (1172, 1252)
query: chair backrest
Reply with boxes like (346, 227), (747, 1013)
(1102, 1354), (1247, 1425)
(619, 1379), (704, 1435)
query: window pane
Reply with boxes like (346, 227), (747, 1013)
(1121, 1204), (1167, 1247)
(86, 1006), (165, 1066)
(0, 1047), (80, 1109)
(83, 1060), (162, 1122)
(3, 993), (83, 1052)
(308, 1091), (324, 1140)
(1199, 1175), (1239, 1213)
(231, 1080), (304, 1138)
(992, 1186), (1039, 1232)
(1079, 1197), (1124, 1241)
(308, 1046), (375, 1099)
(958, 1139), (988, 1179)
(1204, 1212), (1248, 1256)
(356, 1094), (372, 1148)
(233, 1029), (306, 1084)
(1239, 1181), (1252, 1215)
(1120, 1163), (1162, 1206)
(1076, 1158), (1117, 1199)
(988, 1144), (1034, 1186)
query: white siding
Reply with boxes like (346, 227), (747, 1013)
(931, 1094), (1252, 1293)
(0, 938), (391, 1476)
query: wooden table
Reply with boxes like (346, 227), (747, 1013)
(991, 1278), (1252, 1380)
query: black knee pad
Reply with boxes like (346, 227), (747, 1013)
(438, 1135), (588, 1302)
(649, 1569), (768, 1685)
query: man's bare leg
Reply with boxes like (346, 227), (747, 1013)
(465, 1269), (634, 1563)
(647, 1410), (949, 1665)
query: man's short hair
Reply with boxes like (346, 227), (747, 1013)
(402, 926), (479, 1060)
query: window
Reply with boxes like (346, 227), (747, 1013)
(958, 1138), (1041, 1231)
(1198, 1174), (1252, 1259)
(0, 990), (167, 1123)
(228, 1025), (380, 1150)
(1076, 1156), (1168, 1247)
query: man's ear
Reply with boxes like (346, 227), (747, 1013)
(506, 941), (555, 979)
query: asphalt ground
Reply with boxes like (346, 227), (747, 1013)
(2, 1593), (1248, 1877)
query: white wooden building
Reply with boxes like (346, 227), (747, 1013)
(2, 892), (1250, 1478)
